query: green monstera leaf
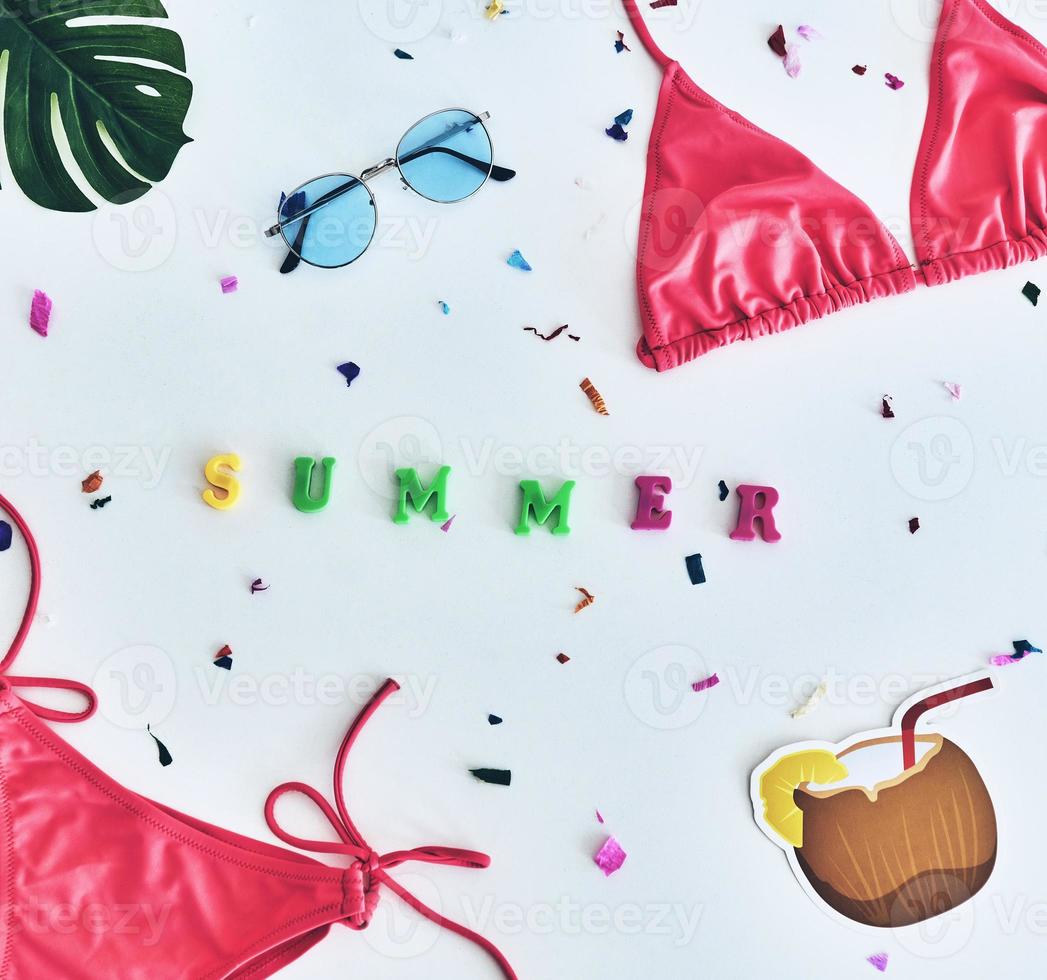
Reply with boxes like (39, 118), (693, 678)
(0, 0), (193, 211)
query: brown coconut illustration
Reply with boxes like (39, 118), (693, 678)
(757, 676), (998, 928)
(794, 732), (996, 927)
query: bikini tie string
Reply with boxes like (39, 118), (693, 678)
(0, 493), (98, 723)
(264, 678), (518, 979)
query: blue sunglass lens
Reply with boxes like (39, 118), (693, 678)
(279, 175), (376, 268)
(396, 109), (493, 203)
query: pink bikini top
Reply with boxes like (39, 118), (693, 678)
(625, 0), (1047, 370)
(0, 493), (515, 979)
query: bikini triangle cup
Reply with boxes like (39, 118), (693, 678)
(0, 492), (517, 979)
(625, 0), (1047, 370)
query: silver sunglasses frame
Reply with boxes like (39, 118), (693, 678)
(266, 109), (495, 270)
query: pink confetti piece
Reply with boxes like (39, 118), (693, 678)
(593, 836), (627, 877)
(596, 809), (604, 824)
(29, 290), (52, 337)
(784, 46), (802, 77)
(220, 276), (239, 294)
(441, 515), (456, 532)
(990, 653), (1027, 666)
(944, 381), (962, 400)
(691, 673), (720, 693)
(885, 73), (905, 90)
(797, 25), (822, 41)
(867, 952), (888, 972)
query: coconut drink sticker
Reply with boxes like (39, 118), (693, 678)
(751, 674), (997, 929)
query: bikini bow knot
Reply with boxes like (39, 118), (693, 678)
(264, 679), (516, 978)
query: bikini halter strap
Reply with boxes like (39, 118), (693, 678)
(265, 678), (518, 979)
(0, 493), (97, 723)
(623, 0), (673, 68)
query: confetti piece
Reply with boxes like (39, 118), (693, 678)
(944, 382), (962, 400)
(556, 652), (571, 664)
(574, 587), (596, 613)
(691, 673), (719, 693)
(908, 517), (920, 534)
(594, 836), (627, 877)
(438, 301), (451, 315)
(614, 109), (634, 127)
(797, 25), (822, 41)
(768, 24), (787, 57)
(507, 249), (532, 271)
(614, 30), (630, 53)
(81, 471), (103, 493)
(213, 644), (233, 670)
(1023, 280), (1041, 305)
(718, 480), (729, 501)
(337, 361), (361, 387)
(485, 0), (503, 19)
(393, 48), (413, 59)
(991, 639), (1043, 665)
(867, 952), (889, 972)
(488, 714), (503, 725)
(605, 122), (628, 142)
(29, 289), (52, 337)
(853, 64), (868, 75)
(881, 395), (895, 419)
(791, 680), (827, 717)
(250, 578), (269, 594)
(147, 725), (173, 767)
(580, 377), (609, 415)
(684, 553), (706, 585)
(469, 768), (511, 786)
(220, 276), (239, 294)
(885, 73), (905, 90)
(596, 809), (604, 824)
(523, 324), (580, 342)
(649, 0), (676, 7)
(90, 496), (112, 510)
(440, 514), (456, 532)
(784, 45), (802, 77)
(0, 522), (11, 553)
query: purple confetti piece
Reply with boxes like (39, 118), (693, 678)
(784, 46), (802, 77)
(944, 382), (962, 400)
(692, 673), (719, 693)
(990, 654), (1025, 666)
(596, 809), (604, 824)
(0, 521), (11, 552)
(594, 836), (627, 877)
(30, 289), (52, 337)
(337, 362), (361, 387)
(797, 25), (822, 41)
(867, 952), (888, 972)
(885, 73), (905, 90)
(440, 515), (456, 532)
(605, 123), (629, 141)
(220, 276), (239, 294)
(250, 578), (269, 594)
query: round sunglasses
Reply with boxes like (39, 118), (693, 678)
(265, 108), (516, 272)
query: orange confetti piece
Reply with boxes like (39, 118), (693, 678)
(580, 377), (609, 416)
(574, 587), (595, 613)
(81, 471), (103, 494)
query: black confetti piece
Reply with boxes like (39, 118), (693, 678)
(881, 396), (895, 419)
(717, 480), (729, 501)
(908, 517), (920, 534)
(90, 496), (112, 510)
(250, 578), (269, 594)
(147, 725), (173, 767)
(1013, 639), (1042, 657)
(0, 521), (11, 552)
(685, 553), (706, 585)
(523, 324), (580, 342)
(337, 362), (361, 387)
(470, 768), (511, 786)
(214, 644), (233, 670)
(393, 48), (414, 59)
(1023, 281), (1041, 306)
(488, 714), (503, 725)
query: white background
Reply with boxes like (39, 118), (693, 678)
(3, 0), (1047, 977)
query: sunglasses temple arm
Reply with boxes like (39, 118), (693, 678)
(267, 176), (364, 238)
(398, 146), (516, 181)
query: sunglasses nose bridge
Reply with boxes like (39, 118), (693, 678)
(360, 158), (397, 181)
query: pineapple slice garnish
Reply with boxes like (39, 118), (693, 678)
(759, 749), (847, 847)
